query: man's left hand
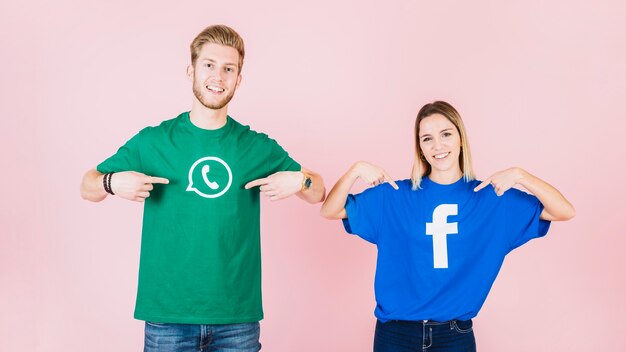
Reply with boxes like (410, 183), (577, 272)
(245, 171), (303, 201)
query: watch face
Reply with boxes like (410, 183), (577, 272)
(304, 177), (312, 189)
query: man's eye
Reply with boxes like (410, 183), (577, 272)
(205, 63), (213, 68)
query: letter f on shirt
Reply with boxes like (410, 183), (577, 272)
(426, 204), (458, 269)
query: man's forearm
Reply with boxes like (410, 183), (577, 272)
(298, 169), (326, 204)
(80, 168), (108, 202)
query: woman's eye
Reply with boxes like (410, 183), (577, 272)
(422, 137), (431, 142)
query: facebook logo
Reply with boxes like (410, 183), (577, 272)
(426, 204), (458, 269)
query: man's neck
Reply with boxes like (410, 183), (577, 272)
(189, 102), (228, 130)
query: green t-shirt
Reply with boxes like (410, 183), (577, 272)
(97, 112), (301, 324)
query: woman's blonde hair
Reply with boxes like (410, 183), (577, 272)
(411, 101), (475, 190)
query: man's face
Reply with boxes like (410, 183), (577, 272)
(188, 43), (242, 110)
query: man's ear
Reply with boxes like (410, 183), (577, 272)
(235, 73), (242, 89)
(186, 64), (194, 81)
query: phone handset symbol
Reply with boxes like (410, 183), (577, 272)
(201, 164), (220, 190)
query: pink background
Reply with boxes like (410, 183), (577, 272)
(1, 1), (625, 351)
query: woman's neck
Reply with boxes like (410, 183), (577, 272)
(428, 169), (463, 185)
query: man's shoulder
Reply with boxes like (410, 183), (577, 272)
(137, 112), (187, 136)
(156, 112), (187, 129)
(229, 117), (273, 142)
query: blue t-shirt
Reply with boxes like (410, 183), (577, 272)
(343, 177), (551, 322)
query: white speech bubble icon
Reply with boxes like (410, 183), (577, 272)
(186, 156), (232, 198)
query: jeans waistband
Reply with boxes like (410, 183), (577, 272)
(387, 319), (472, 326)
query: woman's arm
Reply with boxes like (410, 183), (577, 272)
(320, 161), (398, 220)
(474, 167), (575, 221)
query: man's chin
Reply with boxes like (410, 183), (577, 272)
(196, 93), (235, 111)
(202, 102), (228, 110)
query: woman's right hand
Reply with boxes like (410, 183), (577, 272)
(350, 161), (399, 189)
(320, 161), (398, 220)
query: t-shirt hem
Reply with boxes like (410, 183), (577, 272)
(134, 312), (264, 325)
(376, 313), (477, 323)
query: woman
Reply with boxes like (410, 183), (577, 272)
(320, 101), (575, 351)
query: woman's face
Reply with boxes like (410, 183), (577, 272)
(418, 113), (462, 179)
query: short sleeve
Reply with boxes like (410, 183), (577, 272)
(342, 185), (385, 244)
(505, 188), (552, 250)
(96, 128), (147, 174)
(265, 138), (301, 174)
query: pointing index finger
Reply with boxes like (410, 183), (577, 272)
(245, 178), (268, 189)
(473, 178), (490, 192)
(147, 176), (170, 184)
(383, 172), (399, 190)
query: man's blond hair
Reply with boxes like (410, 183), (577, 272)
(190, 25), (245, 72)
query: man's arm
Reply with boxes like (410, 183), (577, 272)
(80, 169), (109, 202)
(80, 168), (169, 203)
(295, 168), (325, 204)
(244, 167), (326, 204)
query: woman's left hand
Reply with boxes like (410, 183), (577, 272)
(473, 167), (525, 196)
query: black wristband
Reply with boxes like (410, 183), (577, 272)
(108, 172), (115, 195)
(103, 172), (115, 195)
(103, 173), (110, 194)
(102, 173), (108, 193)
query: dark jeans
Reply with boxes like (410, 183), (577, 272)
(374, 319), (476, 352)
(144, 321), (261, 352)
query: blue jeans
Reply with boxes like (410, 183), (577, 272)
(144, 321), (261, 352)
(374, 319), (476, 352)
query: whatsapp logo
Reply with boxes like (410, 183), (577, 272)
(186, 156), (232, 198)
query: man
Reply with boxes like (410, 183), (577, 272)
(80, 25), (325, 352)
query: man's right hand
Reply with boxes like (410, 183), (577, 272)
(110, 171), (169, 202)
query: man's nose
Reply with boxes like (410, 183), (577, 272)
(210, 67), (224, 81)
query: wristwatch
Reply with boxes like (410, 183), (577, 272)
(301, 172), (312, 191)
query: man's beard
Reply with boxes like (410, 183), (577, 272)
(192, 81), (236, 110)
